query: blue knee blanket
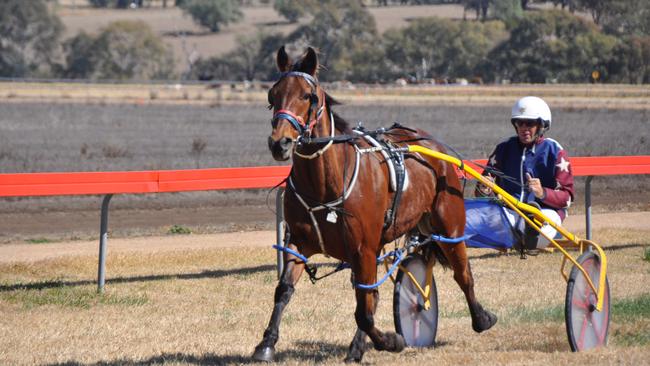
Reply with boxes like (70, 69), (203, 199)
(464, 199), (516, 249)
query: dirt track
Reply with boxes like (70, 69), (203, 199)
(1, 211), (648, 264)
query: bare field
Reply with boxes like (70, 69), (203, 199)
(0, 227), (649, 365)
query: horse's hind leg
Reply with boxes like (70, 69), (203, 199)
(345, 327), (368, 363)
(252, 245), (305, 362)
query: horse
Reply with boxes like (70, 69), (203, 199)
(254, 46), (497, 363)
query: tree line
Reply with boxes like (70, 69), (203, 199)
(2, 0), (648, 83)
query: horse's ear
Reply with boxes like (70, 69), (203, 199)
(297, 47), (318, 76)
(276, 46), (292, 72)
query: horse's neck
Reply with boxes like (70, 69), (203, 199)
(292, 117), (349, 200)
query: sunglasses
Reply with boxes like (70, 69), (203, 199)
(512, 119), (539, 128)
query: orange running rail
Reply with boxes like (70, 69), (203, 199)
(0, 166), (292, 197)
(2, 156), (649, 197)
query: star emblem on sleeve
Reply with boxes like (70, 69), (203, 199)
(556, 157), (570, 172)
(488, 156), (497, 166)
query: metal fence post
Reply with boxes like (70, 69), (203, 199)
(276, 187), (285, 279)
(98, 194), (113, 293)
(585, 176), (593, 241)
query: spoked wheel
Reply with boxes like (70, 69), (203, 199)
(565, 250), (610, 351)
(393, 253), (438, 347)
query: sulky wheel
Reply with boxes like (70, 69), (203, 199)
(393, 253), (438, 347)
(565, 250), (611, 351)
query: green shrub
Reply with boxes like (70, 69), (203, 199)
(168, 225), (191, 235)
(178, 0), (243, 32)
(25, 238), (51, 244)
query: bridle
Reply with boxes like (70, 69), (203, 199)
(270, 71), (335, 159)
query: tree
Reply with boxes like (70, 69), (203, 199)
(492, 0), (523, 27)
(481, 10), (617, 83)
(462, 0), (490, 21)
(607, 36), (650, 83)
(191, 31), (285, 80)
(0, 0), (63, 77)
(273, 0), (313, 23)
(575, 0), (611, 24)
(597, 0), (650, 37)
(285, 1), (382, 81)
(179, 0), (243, 32)
(63, 21), (175, 80)
(383, 17), (507, 81)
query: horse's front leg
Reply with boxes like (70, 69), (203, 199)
(252, 245), (305, 362)
(345, 327), (368, 363)
(352, 250), (405, 360)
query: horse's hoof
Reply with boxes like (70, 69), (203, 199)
(373, 332), (406, 353)
(252, 345), (275, 362)
(392, 333), (406, 352)
(344, 344), (365, 363)
(472, 309), (498, 333)
(344, 354), (362, 363)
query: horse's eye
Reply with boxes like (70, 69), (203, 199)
(302, 93), (311, 100)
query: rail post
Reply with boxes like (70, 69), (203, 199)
(276, 187), (285, 279)
(97, 194), (113, 293)
(585, 176), (593, 241)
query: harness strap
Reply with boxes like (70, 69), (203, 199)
(384, 148), (406, 229)
(274, 110), (305, 133)
(287, 145), (361, 256)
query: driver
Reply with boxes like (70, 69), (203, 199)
(477, 96), (575, 251)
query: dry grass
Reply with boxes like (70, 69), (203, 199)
(1, 228), (649, 365)
(1, 82), (649, 110)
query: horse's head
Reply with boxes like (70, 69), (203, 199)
(267, 46), (325, 161)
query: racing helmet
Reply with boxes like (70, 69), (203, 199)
(510, 96), (552, 131)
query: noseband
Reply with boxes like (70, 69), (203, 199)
(271, 71), (325, 137)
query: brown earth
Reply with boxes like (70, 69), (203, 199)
(1, 209), (648, 263)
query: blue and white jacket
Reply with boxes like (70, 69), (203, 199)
(486, 136), (575, 221)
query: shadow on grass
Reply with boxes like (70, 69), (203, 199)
(46, 352), (256, 366)
(45, 341), (348, 365)
(0, 262), (343, 292)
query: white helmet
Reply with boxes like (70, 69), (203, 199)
(511, 96), (552, 131)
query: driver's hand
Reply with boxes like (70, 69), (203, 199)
(526, 173), (544, 199)
(476, 174), (495, 197)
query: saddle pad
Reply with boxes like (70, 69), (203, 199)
(354, 130), (409, 192)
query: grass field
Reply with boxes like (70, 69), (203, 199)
(1, 227), (649, 365)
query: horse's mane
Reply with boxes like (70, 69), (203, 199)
(324, 92), (352, 134)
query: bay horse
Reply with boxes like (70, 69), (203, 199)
(254, 46), (497, 363)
